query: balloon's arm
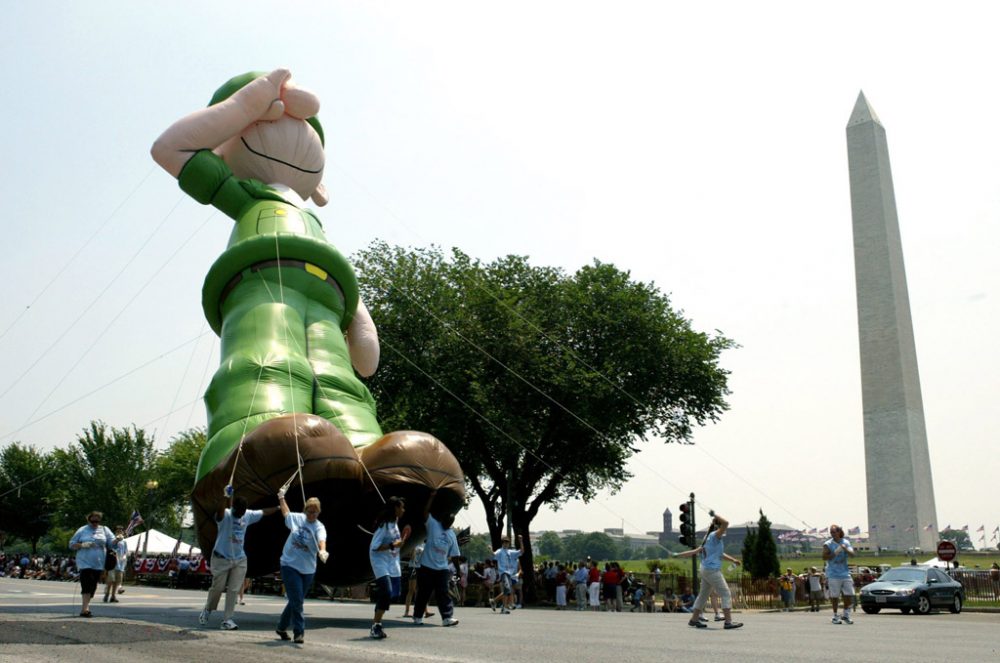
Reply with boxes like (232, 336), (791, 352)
(151, 68), (291, 178)
(346, 298), (380, 377)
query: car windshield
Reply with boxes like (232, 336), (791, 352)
(879, 568), (926, 583)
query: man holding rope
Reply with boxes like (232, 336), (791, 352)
(199, 488), (277, 630)
(675, 512), (743, 630)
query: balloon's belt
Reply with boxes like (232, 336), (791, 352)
(219, 258), (346, 309)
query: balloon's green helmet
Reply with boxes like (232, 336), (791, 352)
(210, 71), (324, 146)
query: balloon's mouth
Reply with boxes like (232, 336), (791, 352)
(240, 136), (322, 174)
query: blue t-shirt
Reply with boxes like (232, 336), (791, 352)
(280, 512), (327, 575)
(69, 525), (115, 571)
(419, 515), (459, 571)
(824, 538), (853, 579)
(114, 539), (128, 572)
(213, 508), (264, 560)
(701, 532), (725, 571)
(369, 522), (402, 579)
(494, 547), (521, 576)
(572, 567), (589, 584)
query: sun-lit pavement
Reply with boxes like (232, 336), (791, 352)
(1, 578), (998, 662)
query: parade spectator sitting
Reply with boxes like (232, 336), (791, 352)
(630, 584), (645, 612)
(663, 587), (680, 612)
(679, 588), (695, 613)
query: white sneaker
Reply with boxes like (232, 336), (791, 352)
(412, 617), (423, 625)
(831, 615), (841, 625)
(220, 619), (238, 630)
(198, 610), (210, 626)
(442, 617), (459, 627)
(841, 614), (853, 625)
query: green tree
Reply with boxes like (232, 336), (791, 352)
(154, 428), (206, 535)
(0, 443), (56, 553)
(741, 527), (758, 577)
(536, 531), (565, 558)
(461, 532), (493, 561)
(355, 243), (733, 601)
(583, 532), (619, 561)
(941, 528), (973, 550)
(617, 536), (634, 561)
(750, 510), (780, 579)
(50, 421), (157, 532)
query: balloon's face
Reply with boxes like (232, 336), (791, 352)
(221, 115), (325, 201)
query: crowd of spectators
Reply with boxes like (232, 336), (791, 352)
(0, 552), (79, 581)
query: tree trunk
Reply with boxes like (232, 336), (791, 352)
(512, 511), (538, 604)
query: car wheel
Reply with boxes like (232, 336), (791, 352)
(949, 594), (962, 614)
(916, 594), (931, 615)
(862, 606), (880, 614)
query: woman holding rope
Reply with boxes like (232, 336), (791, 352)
(275, 486), (328, 644)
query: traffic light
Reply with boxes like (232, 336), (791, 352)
(679, 501), (695, 548)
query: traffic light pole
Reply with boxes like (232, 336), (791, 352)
(689, 493), (698, 591)
(678, 492), (698, 592)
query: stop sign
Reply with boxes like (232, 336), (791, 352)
(937, 540), (957, 562)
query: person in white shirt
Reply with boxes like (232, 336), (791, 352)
(368, 496), (410, 639)
(493, 535), (524, 614)
(200, 493), (276, 630)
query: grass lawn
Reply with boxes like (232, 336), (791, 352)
(619, 551), (1000, 575)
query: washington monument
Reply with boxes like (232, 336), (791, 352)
(846, 92), (938, 552)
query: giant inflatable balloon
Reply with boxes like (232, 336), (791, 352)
(151, 69), (465, 585)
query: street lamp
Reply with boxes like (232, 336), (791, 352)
(143, 480), (158, 556)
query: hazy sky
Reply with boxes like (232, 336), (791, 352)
(2, 2), (998, 546)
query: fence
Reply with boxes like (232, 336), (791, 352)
(622, 569), (1000, 609)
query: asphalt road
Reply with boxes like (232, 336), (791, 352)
(1, 578), (998, 662)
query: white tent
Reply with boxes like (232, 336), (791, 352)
(123, 529), (200, 556)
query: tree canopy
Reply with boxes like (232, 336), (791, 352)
(746, 510), (780, 579)
(0, 443), (55, 553)
(355, 242), (733, 600)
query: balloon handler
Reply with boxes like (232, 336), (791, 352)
(152, 69), (464, 586)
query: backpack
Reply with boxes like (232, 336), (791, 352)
(103, 528), (118, 571)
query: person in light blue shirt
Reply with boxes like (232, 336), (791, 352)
(69, 511), (115, 618)
(823, 524), (856, 624)
(102, 525), (128, 604)
(493, 535), (524, 614)
(276, 491), (328, 644)
(572, 562), (589, 611)
(412, 492), (461, 627)
(199, 493), (276, 630)
(675, 513), (743, 629)
(368, 496), (411, 639)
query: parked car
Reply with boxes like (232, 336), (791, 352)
(859, 566), (964, 615)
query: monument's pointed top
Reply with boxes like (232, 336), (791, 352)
(848, 90), (882, 127)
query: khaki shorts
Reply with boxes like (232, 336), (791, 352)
(827, 577), (854, 597)
(106, 569), (124, 583)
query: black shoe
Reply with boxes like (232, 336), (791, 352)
(79, 611), (92, 618)
(103, 594), (109, 603)
(688, 620), (708, 628)
(276, 629), (290, 641)
(724, 622), (743, 630)
(293, 633), (304, 644)
(109, 597), (119, 603)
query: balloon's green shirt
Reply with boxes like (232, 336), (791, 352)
(178, 149), (359, 334)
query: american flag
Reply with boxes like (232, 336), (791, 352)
(961, 525), (969, 531)
(923, 524), (934, 531)
(124, 510), (143, 536)
(848, 526), (861, 535)
(977, 525), (985, 532)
